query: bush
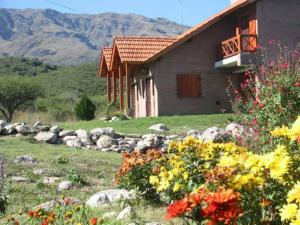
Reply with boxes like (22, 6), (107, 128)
(74, 94), (96, 121)
(228, 42), (300, 144)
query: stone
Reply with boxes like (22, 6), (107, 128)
(34, 121), (42, 127)
(14, 155), (37, 164)
(149, 123), (168, 132)
(75, 129), (93, 146)
(65, 139), (82, 148)
(42, 177), (60, 185)
(226, 123), (246, 139)
(11, 176), (28, 182)
(86, 189), (134, 208)
(57, 181), (74, 191)
(111, 116), (119, 121)
(96, 135), (117, 149)
(34, 132), (57, 144)
(136, 134), (162, 151)
(90, 127), (115, 139)
(117, 206), (132, 220)
(187, 129), (199, 136)
(0, 120), (6, 127)
(3, 124), (17, 135)
(198, 127), (229, 143)
(50, 125), (61, 134)
(33, 169), (47, 175)
(36, 200), (57, 211)
(59, 130), (75, 138)
(15, 124), (32, 135)
(103, 211), (117, 219)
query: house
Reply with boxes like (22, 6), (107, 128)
(98, 0), (300, 118)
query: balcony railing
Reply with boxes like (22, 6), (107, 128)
(219, 34), (258, 59)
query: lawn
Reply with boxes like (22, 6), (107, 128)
(60, 114), (233, 135)
(0, 137), (168, 224)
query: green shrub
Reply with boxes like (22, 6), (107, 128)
(74, 94), (96, 121)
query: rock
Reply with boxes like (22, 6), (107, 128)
(198, 127), (229, 143)
(36, 200), (57, 211)
(86, 189), (134, 208)
(14, 155), (37, 164)
(11, 176), (28, 182)
(111, 116), (120, 121)
(103, 211), (117, 219)
(166, 135), (179, 140)
(149, 123), (168, 132)
(75, 129), (93, 146)
(65, 139), (82, 148)
(90, 127), (115, 139)
(3, 124), (17, 135)
(42, 177), (60, 185)
(59, 130), (75, 138)
(226, 123), (246, 139)
(146, 223), (162, 225)
(57, 181), (74, 191)
(33, 169), (47, 175)
(136, 134), (162, 151)
(34, 121), (42, 127)
(50, 125), (61, 134)
(117, 206), (132, 220)
(96, 135), (117, 149)
(187, 129), (199, 136)
(34, 132), (57, 144)
(15, 124), (32, 135)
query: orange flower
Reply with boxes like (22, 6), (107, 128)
(41, 218), (48, 225)
(166, 199), (190, 220)
(260, 198), (272, 208)
(90, 217), (98, 225)
(27, 210), (35, 217)
(14, 221), (19, 225)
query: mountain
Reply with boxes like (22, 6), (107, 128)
(0, 8), (189, 65)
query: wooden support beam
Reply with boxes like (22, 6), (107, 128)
(125, 63), (130, 109)
(119, 65), (124, 110)
(106, 71), (111, 103)
(112, 71), (117, 103)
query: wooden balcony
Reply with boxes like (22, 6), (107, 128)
(219, 34), (258, 59)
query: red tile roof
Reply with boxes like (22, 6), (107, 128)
(146, 0), (255, 62)
(113, 36), (177, 63)
(98, 47), (112, 77)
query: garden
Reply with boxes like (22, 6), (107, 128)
(0, 42), (299, 225)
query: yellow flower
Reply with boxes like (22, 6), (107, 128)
(173, 183), (182, 192)
(288, 182), (300, 203)
(271, 126), (290, 137)
(291, 116), (300, 140)
(149, 176), (159, 185)
(281, 204), (298, 221)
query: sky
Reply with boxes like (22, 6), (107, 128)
(0, 0), (231, 26)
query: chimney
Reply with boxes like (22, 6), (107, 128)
(231, 0), (240, 5)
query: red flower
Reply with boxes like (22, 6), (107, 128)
(27, 210), (35, 217)
(14, 221), (19, 225)
(63, 198), (72, 205)
(41, 218), (48, 225)
(251, 118), (258, 126)
(166, 199), (190, 220)
(90, 218), (98, 225)
(294, 82), (300, 87)
(280, 63), (289, 69)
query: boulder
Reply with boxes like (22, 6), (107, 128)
(14, 155), (37, 164)
(34, 132), (57, 144)
(59, 130), (75, 138)
(36, 200), (57, 211)
(198, 127), (229, 143)
(50, 125), (62, 134)
(57, 181), (74, 191)
(36, 126), (50, 132)
(11, 176), (28, 182)
(86, 189), (134, 208)
(136, 134), (162, 151)
(0, 120), (6, 127)
(65, 139), (82, 148)
(90, 127), (115, 138)
(15, 124), (32, 135)
(117, 206), (132, 220)
(187, 129), (199, 136)
(149, 123), (168, 132)
(96, 135), (117, 149)
(3, 124), (17, 135)
(75, 129), (93, 146)
(226, 123), (246, 139)
(103, 211), (117, 219)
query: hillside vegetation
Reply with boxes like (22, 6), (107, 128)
(0, 56), (107, 122)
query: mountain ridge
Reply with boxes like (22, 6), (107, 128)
(0, 8), (189, 65)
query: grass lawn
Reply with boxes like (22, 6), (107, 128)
(60, 114), (233, 135)
(0, 137), (168, 224)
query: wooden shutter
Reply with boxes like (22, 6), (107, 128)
(177, 75), (201, 98)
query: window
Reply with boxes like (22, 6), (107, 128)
(176, 75), (201, 98)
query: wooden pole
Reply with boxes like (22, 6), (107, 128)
(119, 64), (124, 110)
(125, 63), (130, 109)
(112, 71), (117, 103)
(106, 71), (111, 103)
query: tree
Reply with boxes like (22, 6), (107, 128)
(0, 76), (43, 122)
(74, 94), (96, 121)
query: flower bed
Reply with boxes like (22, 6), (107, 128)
(117, 116), (300, 224)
